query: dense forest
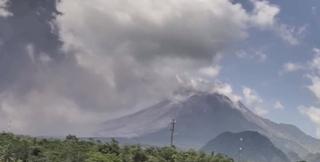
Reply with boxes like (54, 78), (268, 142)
(0, 132), (233, 162)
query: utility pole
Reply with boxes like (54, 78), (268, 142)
(238, 137), (244, 162)
(170, 119), (176, 147)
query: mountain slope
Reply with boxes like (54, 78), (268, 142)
(201, 131), (290, 162)
(304, 153), (320, 162)
(98, 91), (320, 157)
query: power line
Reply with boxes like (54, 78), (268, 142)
(170, 119), (176, 147)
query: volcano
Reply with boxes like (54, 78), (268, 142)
(99, 90), (320, 158)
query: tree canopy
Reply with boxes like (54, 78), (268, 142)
(0, 132), (233, 162)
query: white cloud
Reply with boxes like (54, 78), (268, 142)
(305, 48), (320, 101)
(236, 50), (248, 58)
(275, 24), (306, 46)
(242, 86), (268, 116)
(236, 49), (267, 62)
(250, 0), (280, 28)
(58, 0), (251, 60)
(56, 0), (283, 114)
(280, 48), (318, 75)
(255, 50), (267, 62)
(274, 101), (285, 110)
(199, 66), (221, 78)
(310, 48), (320, 70)
(299, 106), (320, 137)
(282, 62), (305, 73)
(249, 0), (305, 45)
(313, 48), (320, 54)
(298, 48), (320, 137)
(307, 76), (320, 101)
(0, 0), (11, 17)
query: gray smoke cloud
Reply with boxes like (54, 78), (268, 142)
(0, 0), (280, 136)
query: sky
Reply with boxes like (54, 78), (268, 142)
(0, 0), (320, 138)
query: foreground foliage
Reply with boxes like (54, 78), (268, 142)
(0, 132), (233, 162)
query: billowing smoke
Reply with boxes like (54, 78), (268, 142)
(0, 0), (280, 136)
(0, 0), (109, 136)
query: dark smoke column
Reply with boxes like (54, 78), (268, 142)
(0, 0), (64, 93)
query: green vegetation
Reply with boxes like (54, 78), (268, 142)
(0, 132), (233, 162)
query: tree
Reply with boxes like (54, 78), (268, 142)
(86, 152), (121, 162)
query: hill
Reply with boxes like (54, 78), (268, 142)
(201, 131), (290, 162)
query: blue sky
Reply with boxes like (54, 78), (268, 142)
(217, 0), (320, 136)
